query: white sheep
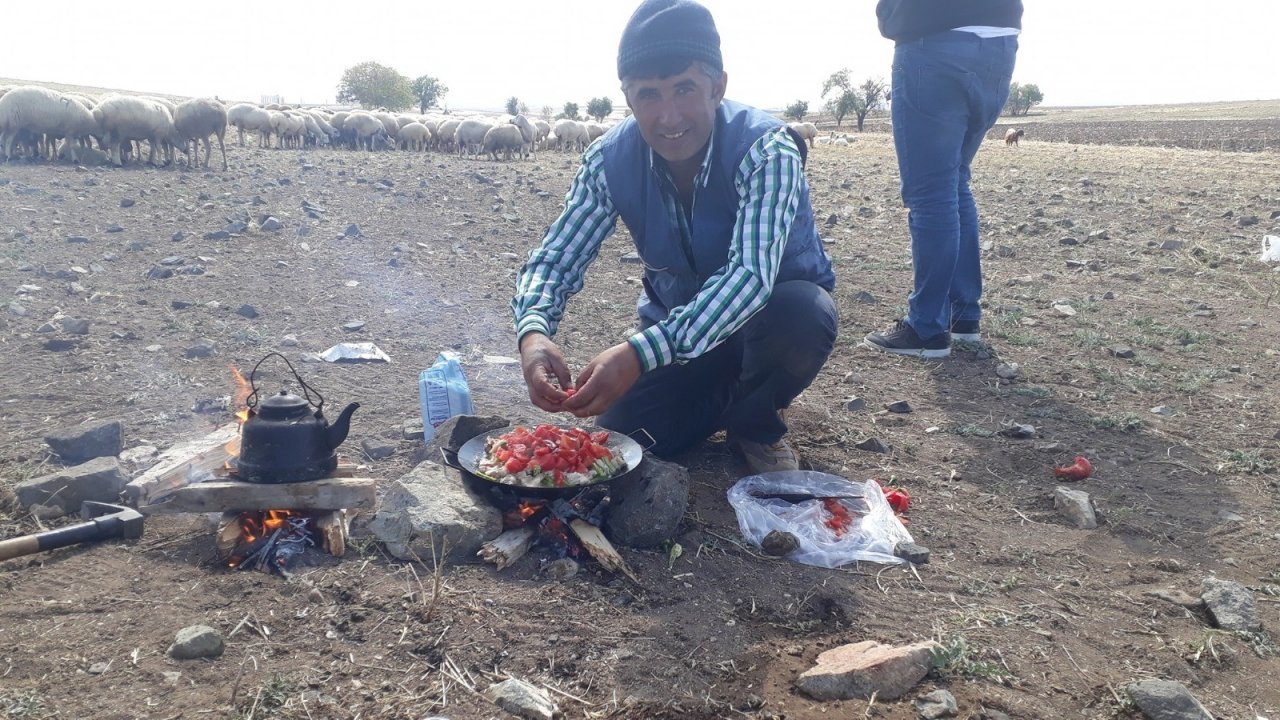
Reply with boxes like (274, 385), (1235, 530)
(344, 111), (390, 151)
(93, 95), (179, 166)
(483, 124), (525, 161)
(435, 118), (461, 152)
(534, 119), (551, 148)
(0, 86), (99, 162)
(510, 114), (537, 159)
(397, 122), (431, 151)
(788, 121), (817, 148)
(552, 119), (589, 153)
(373, 112), (399, 141)
(173, 97), (228, 170)
(227, 103), (272, 147)
(454, 119), (494, 156)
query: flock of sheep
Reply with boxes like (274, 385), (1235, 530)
(0, 83), (617, 171)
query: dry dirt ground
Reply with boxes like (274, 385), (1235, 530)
(1, 109), (1279, 720)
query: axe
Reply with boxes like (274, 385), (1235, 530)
(0, 501), (144, 562)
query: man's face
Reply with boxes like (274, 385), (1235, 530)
(624, 65), (727, 166)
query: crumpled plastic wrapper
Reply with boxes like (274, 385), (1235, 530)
(320, 342), (391, 363)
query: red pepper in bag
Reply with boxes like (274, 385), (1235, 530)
(822, 498), (853, 537)
(1053, 456), (1093, 481)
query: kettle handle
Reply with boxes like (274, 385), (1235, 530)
(246, 351), (325, 413)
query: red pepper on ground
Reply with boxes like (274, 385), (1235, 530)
(883, 488), (912, 514)
(1053, 456), (1093, 481)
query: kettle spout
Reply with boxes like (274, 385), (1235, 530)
(325, 403), (360, 450)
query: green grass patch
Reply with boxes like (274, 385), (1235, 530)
(1090, 412), (1144, 432)
(1176, 368), (1228, 394)
(1218, 449), (1276, 475)
(950, 423), (996, 438)
(0, 690), (52, 719)
(931, 634), (1014, 683)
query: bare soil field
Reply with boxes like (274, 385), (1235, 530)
(1, 104), (1279, 720)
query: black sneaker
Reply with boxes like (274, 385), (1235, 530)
(863, 320), (951, 358)
(951, 319), (981, 343)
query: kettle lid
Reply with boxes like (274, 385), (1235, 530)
(257, 390), (311, 419)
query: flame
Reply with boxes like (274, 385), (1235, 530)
(503, 500), (546, 529)
(230, 365), (252, 424)
(227, 510), (310, 566)
(517, 501), (542, 520)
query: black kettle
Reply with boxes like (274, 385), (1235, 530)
(236, 352), (359, 484)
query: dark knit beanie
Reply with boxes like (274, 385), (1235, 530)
(617, 0), (723, 81)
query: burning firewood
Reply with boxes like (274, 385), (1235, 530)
(479, 526), (536, 569)
(567, 519), (639, 583)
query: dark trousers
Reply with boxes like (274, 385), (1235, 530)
(598, 280), (837, 458)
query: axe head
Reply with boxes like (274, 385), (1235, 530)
(80, 501), (145, 539)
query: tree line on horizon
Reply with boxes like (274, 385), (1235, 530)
(783, 71), (1044, 127)
(335, 61), (617, 122)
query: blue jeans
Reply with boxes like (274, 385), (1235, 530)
(891, 31), (1018, 339)
(598, 280), (837, 458)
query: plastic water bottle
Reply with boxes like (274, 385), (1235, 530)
(418, 351), (475, 443)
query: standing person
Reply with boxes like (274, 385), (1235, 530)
(864, 0), (1022, 358)
(512, 0), (837, 474)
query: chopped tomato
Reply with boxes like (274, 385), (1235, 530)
(504, 457), (527, 474)
(590, 431), (609, 444)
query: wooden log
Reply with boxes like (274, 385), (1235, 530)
(215, 511), (241, 560)
(141, 477), (376, 514)
(569, 519), (639, 583)
(123, 424), (240, 506)
(316, 510), (349, 557)
(478, 526), (536, 570)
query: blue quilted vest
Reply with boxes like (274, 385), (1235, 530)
(599, 99), (835, 326)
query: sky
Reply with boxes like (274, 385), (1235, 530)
(3, 1), (1280, 112)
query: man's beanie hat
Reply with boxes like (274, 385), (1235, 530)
(617, 0), (723, 81)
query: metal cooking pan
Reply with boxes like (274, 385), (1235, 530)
(442, 425), (644, 499)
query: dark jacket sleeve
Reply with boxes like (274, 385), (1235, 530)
(877, 0), (1023, 43)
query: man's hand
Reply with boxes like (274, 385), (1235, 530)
(519, 333), (574, 412)
(562, 342), (643, 418)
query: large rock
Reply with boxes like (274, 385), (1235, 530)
(1053, 486), (1098, 529)
(796, 640), (939, 701)
(485, 678), (559, 720)
(367, 461), (501, 562)
(1200, 578), (1263, 632)
(422, 414), (511, 456)
(15, 457), (128, 516)
(1126, 679), (1212, 720)
(605, 454), (688, 548)
(43, 419), (124, 463)
(168, 625), (225, 660)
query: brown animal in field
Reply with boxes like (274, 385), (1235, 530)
(1005, 128), (1025, 146)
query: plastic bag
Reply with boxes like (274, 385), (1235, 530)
(418, 351), (475, 443)
(727, 471), (914, 567)
(1262, 235), (1280, 263)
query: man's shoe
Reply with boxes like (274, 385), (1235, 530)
(863, 320), (951, 358)
(729, 435), (800, 475)
(950, 319), (981, 343)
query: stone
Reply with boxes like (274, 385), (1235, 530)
(361, 438), (396, 460)
(845, 397), (866, 412)
(1059, 236), (1079, 245)
(402, 419), (426, 440)
(998, 422), (1036, 439)
(885, 400), (913, 414)
(1200, 577), (1263, 632)
(1126, 679), (1212, 720)
(184, 339), (216, 358)
(119, 198), (135, 208)
(16, 457), (128, 516)
(236, 304), (259, 319)
(893, 541), (931, 565)
(1159, 239), (1184, 251)
(605, 454), (689, 548)
(620, 251), (642, 264)
(342, 321), (366, 332)
(105, 224), (123, 233)
(67, 235), (90, 244)
(485, 678), (558, 720)
(795, 640), (939, 701)
(171, 300), (194, 310)
(855, 437), (891, 454)
(367, 461), (502, 561)
(980, 709), (1012, 720)
(543, 558), (579, 580)
(1150, 405), (1176, 416)
(168, 625), (224, 660)
(59, 317), (90, 335)
(224, 220), (248, 234)
(995, 363), (1019, 380)
(344, 223), (362, 237)
(761, 530), (800, 556)
(1053, 486), (1097, 529)
(260, 216), (282, 231)
(853, 290), (877, 304)
(1108, 345), (1136, 359)
(44, 419), (124, 463)
(422, 414), (512, 458)
(915, 689), (958, 719)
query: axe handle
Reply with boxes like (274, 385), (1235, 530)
(0, 516), (128, 562)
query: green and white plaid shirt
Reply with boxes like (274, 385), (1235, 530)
(512, 124), (805, 372)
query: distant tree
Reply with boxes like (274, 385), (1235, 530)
(1004, 82), (1044, 116)
(518, 101), (530, 115)
(784, 100), (809, 122)
(505, 96), (521, 116)
(338, 62), (416, 110)
(586, 97), (613, 122)
(850, 78), (888, 131)
(541, 105), (555, 122)
(821, 70), (887, 130)
(411, 75), (448, 113)
(558, 101), (581, 120)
